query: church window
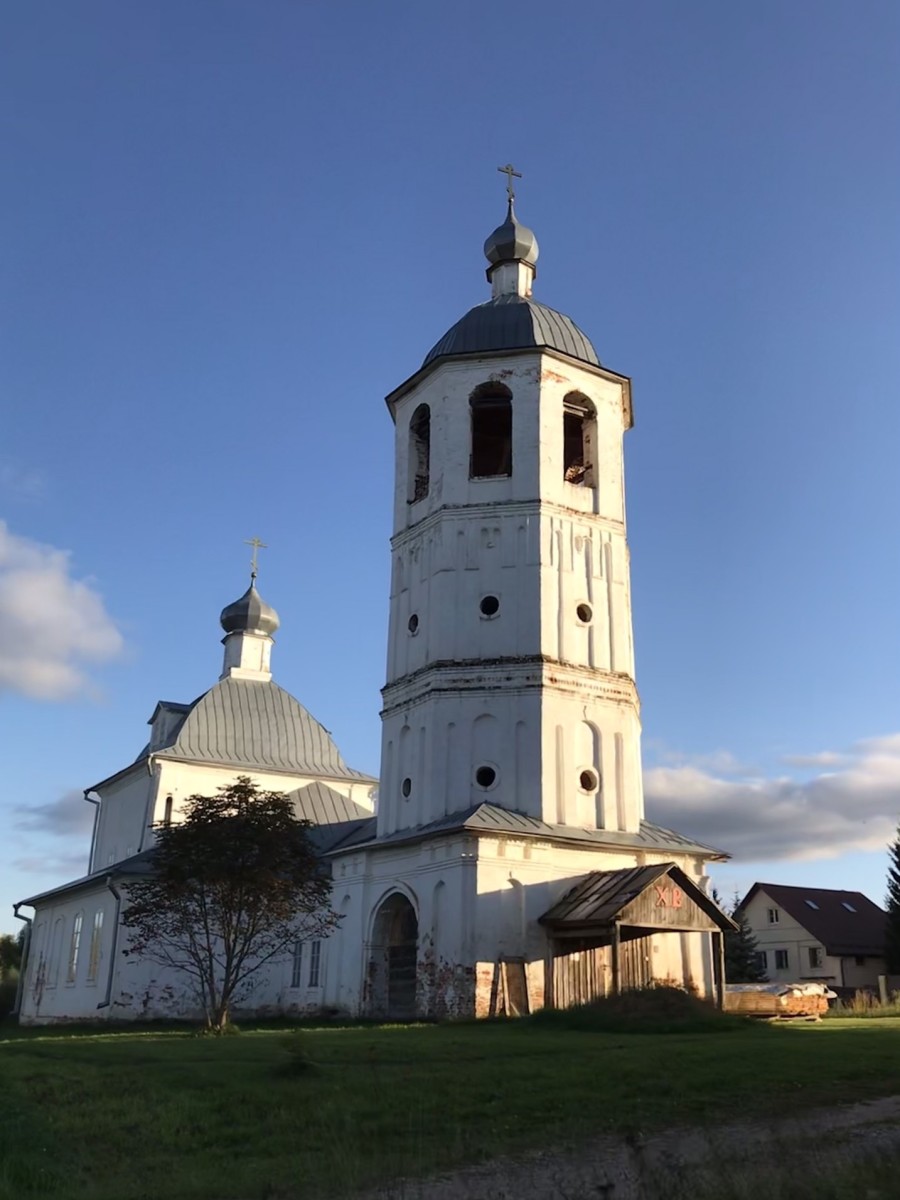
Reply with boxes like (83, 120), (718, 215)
(401, 777), (412, 799)
(408, 404), (431, 503)
(407, 614), (419, 635)
(475, 765), (497, 789)
(579, 769), (599, 793)
(479, 594), (500, 618)
(66, 913), (83, 983)
(87, 910), (104, 982)
(309, 940), (322, 988)
(576, 603), (593, 624)
(563, 394), (596, 487)
(470, 383), (512, 478)
(291, 940), (303, 988)
(163, 795), (173, 826)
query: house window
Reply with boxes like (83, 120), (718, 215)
(755, 950), (767, 971)
(66, 913), (83, 983)
(86, 910), (104, 982)
(308, 940), (322, 988)
(842, 901), (857, 913)
(775, 949), (789, 970)
(470, 384), (512, 478)
(291, 940), (303, 989)
(563, 393), (596, 486)
(804, 899), (819, 910)
(408, 404), (431, 503)
(767, 908), (780, 924)
(808, 947), (824, 969)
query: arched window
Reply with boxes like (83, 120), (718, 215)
(66, 912), (83, 984)
(563, 393), (596, 487)
(408, 404), (431, 502)
(163, 795), (173, 826)
(470, 383), (512, 479)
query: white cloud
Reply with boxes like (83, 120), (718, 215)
(780, 751), (847, 768)
(0, 521), (124, 699)
(645, 735), (900, 862)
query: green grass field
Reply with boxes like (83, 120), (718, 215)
(2, 1018), (900, 1200)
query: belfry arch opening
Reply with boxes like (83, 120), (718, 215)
(408, 404), (431, 503)
(563, 392), (596, 487)
(368, 892), (419, 1018)
(470, 382), (512, 479)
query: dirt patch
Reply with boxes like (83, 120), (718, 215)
(364, 1095), (900, 1199)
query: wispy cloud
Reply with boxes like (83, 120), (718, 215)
(15, 789), (95, 836)
(645, 734), (900, 862)
(780, 750), (847, 768)
(0, 521), (124, 700)
(0, 462), (46, 502)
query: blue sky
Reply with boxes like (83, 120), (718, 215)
(2, 1), (899, 929)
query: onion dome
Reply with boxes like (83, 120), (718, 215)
(484, 200), (539, 269)
(219, 584), (280, 637)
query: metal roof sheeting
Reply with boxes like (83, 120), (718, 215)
(328, 803), (728, 859)
(290, 781), (373, 825)
(423, 295), (600, 368)
(157, 677), (370, 781)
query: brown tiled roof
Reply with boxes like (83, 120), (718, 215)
(741, 883), (887, 957)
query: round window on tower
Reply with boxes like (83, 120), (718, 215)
(579, 769), (599, 793)
(401, 777), (412, 799)
(475, 765), (498, 790)
(479, 595), (500, 619)
(408, 614), (419, 635)
(576, 603), (593, 624)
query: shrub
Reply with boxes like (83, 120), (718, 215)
(276, 1029), (318, 1076)
(530, 985), (752, 1034)
(0, 971), (19, 1020)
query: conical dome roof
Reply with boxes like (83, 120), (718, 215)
(483, 200), (539, 268)
(219, 584), (280, 637)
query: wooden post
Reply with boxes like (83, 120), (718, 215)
(714, 931), (726, 1010)
(611, 922), (621, 996)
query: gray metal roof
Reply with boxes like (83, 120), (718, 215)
(290, 780), (373, 825)
(156, 677), (372, 781)
(18, 849), (156, 907)
(328, 803), (728, 859)
(484, 202), (539, 267)
(423, 294), (600, 369)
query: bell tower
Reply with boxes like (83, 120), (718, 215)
(378, 178), (641, 841)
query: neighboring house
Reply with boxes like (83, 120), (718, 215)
(739, 883), (887, 990)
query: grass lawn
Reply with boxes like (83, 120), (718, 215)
(2, 1017), (900, 1200)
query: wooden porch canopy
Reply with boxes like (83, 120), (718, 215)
(539, 863), (737, 1006)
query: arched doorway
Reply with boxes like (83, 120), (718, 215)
(369, 893), (418, 1019)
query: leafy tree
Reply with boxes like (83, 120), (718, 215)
(885, 824), (900, 974)
(0, 933), (22, 979)
(713, 889), (768, 983)
(122, 777), (338, 1030)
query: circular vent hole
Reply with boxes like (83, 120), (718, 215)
(480, 595), (500, 618)
(576, 603), (593, 624)
(401, 777), (412, 798)
(579, 769), (598, 792)
(475, 766), (497, 789)
(407, 614), (419, 634)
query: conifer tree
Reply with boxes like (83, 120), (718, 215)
(885, 824), (900, 974)
(713, 889), (767, 983)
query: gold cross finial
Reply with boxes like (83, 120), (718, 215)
(497, 163), (522, 203)
(244, 536), (267, 582)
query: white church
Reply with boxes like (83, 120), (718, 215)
(16, 185), (734, 1024)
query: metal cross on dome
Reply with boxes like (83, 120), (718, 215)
(497, 162), (522, 203)
(244, 536), (267, 582)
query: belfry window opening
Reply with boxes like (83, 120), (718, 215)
(563, 394), (596, 486)
(408, 404), (431, 503)
(470, 383), (512, 478)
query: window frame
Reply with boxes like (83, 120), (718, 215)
(469, 384), (513, 480)
(767, 908), (780, 924)
(774, 949), (789, 971)
(807, 946), (824, 969)
(290, 940), (303, 989)
(408, 403), (431, 504)
(66, 912), (84, 985)
(308, 940), (322, 988)
(86, 909), (104, 983)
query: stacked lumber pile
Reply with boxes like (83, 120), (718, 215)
(725, 982), (835, 1019)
